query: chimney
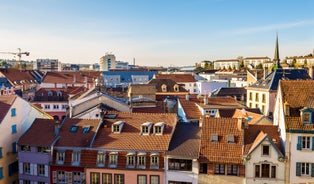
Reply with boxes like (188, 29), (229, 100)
(263, 68), (268, 79)
(204, 96), (208, 105)
(186, 93), (190, 101)
(237, 117), (248, 131)
(73, 74), (76, 83)
(54, 122), (61, 136)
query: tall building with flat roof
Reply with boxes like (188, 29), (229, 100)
(99, 53), (116, 71)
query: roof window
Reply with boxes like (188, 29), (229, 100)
(154, 122), (165, 135)
(70, 125), (78, 132)
(211, 134), (218, 142)
(141, 122), (153, 135)
(83, 126), (91, 133)
(227, 135), (235, 143)
(112, 121), (125, 133)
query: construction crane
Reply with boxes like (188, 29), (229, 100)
(0, 48), (30, 70)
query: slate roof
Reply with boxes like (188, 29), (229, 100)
(154, 73), (196, 83)
(0, 95), (17, 123)
(0, 68), (38, 85)
(200, 118), (243, 164)
(214, 87), (246, 97)
(248, 69), (311, 91)
(55, 118), (101, 147)
(42, 71), (101, 84)
(147, 78), (188, 93)
(18, 118), (59, 147)
(167, 122), (201, 158)
(93, 111), (177, 151)
(243, 124), (282, 155)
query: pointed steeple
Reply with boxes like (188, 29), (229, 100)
(273, 33), (281, 68)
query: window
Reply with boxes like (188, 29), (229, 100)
(0, 147), (2, 158)
(70, 125), (78, 132)
(137, 154), (146, 169)
(97, 152), (105, 166)
(150, 175), (159, 184)
(83, 126), (90, 133)
(227, 165), (238, 176)
(109, 152), (118, 167)
(255, 93), (259, 101)
(262, 145), (270, 156)
(8, 161), (18, 176)
(215, 164), (225, 174)
(262, 94), (266, 103)
(249, 92), (252, 100)
(23, 180), (31, 184)
(114, 174), (124, 184)
(102, 173), (112, 184)
(174, 84), (179, 92)
(255, 164), (276, 178)
(38, 164), (45, 176)
(303, 113), (311, 122)
(168, 159), (192, 171)
(262, 105), (265, 114)
(11, 124), (17, 134)
(38, 146), (49, 153)
(62, 104), (67, 109)
(154, 122), (164, 135)
(11, 108), (16, 116)
(227, 135), (234, 143)
(53, 104), (59, 109)
(73, 172), (81, 184)
(126, 154), (135, 168)
(23, 163), (31, 174)
(150, 155), (159, 169)
(72, 152), (81, 165)
(91, 172), (100, 184)
(56, 152), (65, 164)
(44, 104), (50, 109)
(211, 134), (218, 142)
(296, 162), (312, 176)
(0, 167), (3, 179)
(137, 175), (147, 184)
(113, 125), (119, 132)
(112, 121), (124, 133)
(57, 171), (65, 183)
(142, 126), (149, 134)
(161, 84), (167, 92)
(154, 126), (162, 134)
(21, 145), (30, 152)
(12, 142), (17, 153)
(297, 136), (314, 150)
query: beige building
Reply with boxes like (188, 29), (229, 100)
(99, 53), (116, 71)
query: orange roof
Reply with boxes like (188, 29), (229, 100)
(0, 95), (17, 122)
(178, 97), (202, 120)
(199, 96), (245, 109)
(200, 118), (243, 164)
(280, 80), (314, 108)
(42, 71), (101, 84)
(0, 68), (37, 85)
(18, 118), (58, 147)
(155, 74), (196, 83)
(93, 111), (177, 151)
(55, 118), (101, 147)
(232, 109), (263, 124)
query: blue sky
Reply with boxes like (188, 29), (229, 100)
(0, 0), (313, 67)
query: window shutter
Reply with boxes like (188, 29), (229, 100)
(296, 162), (301, 176)
(81, 172), (85, 182)
(312, 137), (314, 150)
(67, 172), (72, 184)
(44, 165), (48, 177)
(311, 163), (314, 177)
(33, 164), (37, 176)
(19, 162), (23, 174)
(297, 136), (302, 150)
(52, 171), (57, 183)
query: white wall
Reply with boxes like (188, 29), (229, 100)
(165, 158), (199, 184)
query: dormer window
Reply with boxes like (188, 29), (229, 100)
(108, 152), (118, 168)
(154, 122), (165, 135)
(211, 134), (218, 142)
(173, 84), (179, 92)
(126, 153), (135, 168)
(48, 91), (53, 96)
(141, 122), (152, 135)
(301, 107), (313, 124)
(227, 135), (234, 143)
(161, 84), (167, 92)
(112, 121), (124, 133)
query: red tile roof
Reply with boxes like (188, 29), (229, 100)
(0, 68), (37, 85)
(155, 74), (196, 83)
(18, 118), (59, 147)
(55, 118), (101, 147)
(232, 109), (263, 125)
(132, 106), (164, 113)
(0, 95), (17, 122)
(42, 71), (101, 84)
(200, 118), (243, 164)
(178, 97), (202, 120)
(93, 111), (177, 151)
(243, 124), (282, 155)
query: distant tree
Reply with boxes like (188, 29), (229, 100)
(304, 59), (308, 68)
(255, 63), (263, 69)
(204, 62), (209, 69)
(239, 60), (245, 69)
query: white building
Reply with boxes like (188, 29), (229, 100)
(34, 59), (61, 72)
(214, 59), (240, 70)
(243, 57), (271, 68)
(99, 53), (116, 71)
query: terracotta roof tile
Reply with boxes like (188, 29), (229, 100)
(132, 106), (164, 113)
(0, 68), (37, 85)
(147, 78), (188, 93)
(232, 109), (263, 124)
(42, 71), (101, 84)
(18, 118), (58, 147)
(178, 97), (202, 120)
(56, 118), (101, 147)
(0, 95), (17, 122)
(155, 74), (196, 83)
(200, 118), (243, 164)
(93, 111), (177, 151)
(243, 125), (282, 155)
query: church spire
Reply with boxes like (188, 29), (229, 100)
(273, 33), (281, 68)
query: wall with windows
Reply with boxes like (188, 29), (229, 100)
(244, 138), (285, 184)
(85, 168), (164, 184)
(246, 90), (270, 116)
(289, 133), (314, 183)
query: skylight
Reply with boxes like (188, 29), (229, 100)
(83, 126), (90, 133)
(70, 125), (78, 132)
